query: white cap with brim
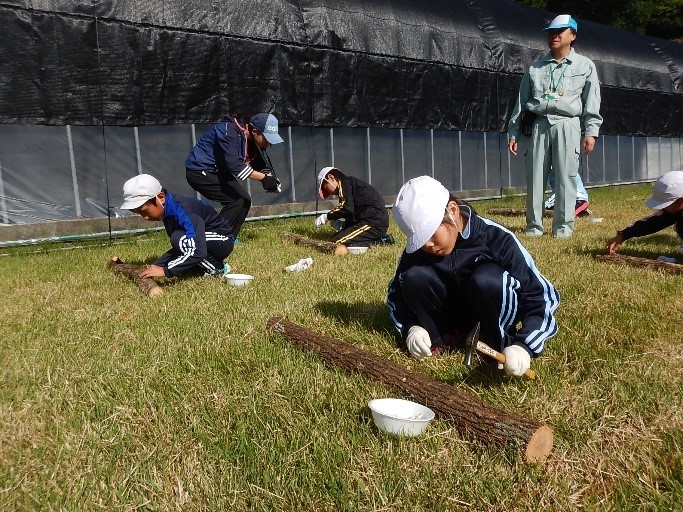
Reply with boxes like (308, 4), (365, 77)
(317, 166), (337, 199)
(120, 174), (162, 210)
(644, 171), (683, 210)
(543, 14), (578, 32)
(393, 176), (450, 253)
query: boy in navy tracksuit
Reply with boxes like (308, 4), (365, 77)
(185, 112), (283, 237)
(387, 176), (560, 377)
(314, 167), (390, 247)
(120, 174), (234, 278)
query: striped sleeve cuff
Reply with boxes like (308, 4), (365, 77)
(238, 164), (254, 180)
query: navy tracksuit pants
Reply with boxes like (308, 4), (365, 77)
(399, 263), (518, 352)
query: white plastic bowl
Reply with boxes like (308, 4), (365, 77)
(224, 273), (254, 286)
(347, 246), (368, 255)
(368, 398), (435, 437)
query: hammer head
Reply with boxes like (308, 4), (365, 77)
(462, 322), (481, 367)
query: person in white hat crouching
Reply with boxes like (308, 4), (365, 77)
(386, 176), (560, 377)
(606, 171), (683, 256)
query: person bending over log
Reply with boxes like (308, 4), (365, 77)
(185, 112), (284, 238)
(386, 176), (560, 377)
(314, 167), (393, 247)
(606, 171), (683, 256)
(120, 174), (234, 279)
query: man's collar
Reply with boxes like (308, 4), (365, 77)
(546, 47), (575, 64)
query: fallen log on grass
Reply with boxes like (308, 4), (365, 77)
(281, 231), (348, 256)
(266, 316), (553, 463)
(596, 254), (683, 274)
(487, 208), (553, 218)
(107, 256), (164, 298)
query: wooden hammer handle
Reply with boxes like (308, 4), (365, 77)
(476, 341), (536, 379)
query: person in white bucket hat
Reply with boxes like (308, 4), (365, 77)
(507, 14), (602, 238)
(606, 171), (683, 256)
(386, 176), (560, 377)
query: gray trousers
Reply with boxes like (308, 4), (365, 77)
(526, 116), (581, 236)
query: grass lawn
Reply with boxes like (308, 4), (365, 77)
(1, 183), (681, 511)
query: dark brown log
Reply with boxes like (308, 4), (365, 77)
(266, 316), (553, 462)
(596, 254), (683, 274)
(107, 256), (164, 298)
(281, 231), (349, 256)
(487, 208), (553, 218)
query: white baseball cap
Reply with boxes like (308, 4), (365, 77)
(393, 176), (450, 253)
(317, 166), (337, 199)
(645, 171), (683, 210)
(120, 174), (162, 210)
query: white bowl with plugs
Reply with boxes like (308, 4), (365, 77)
(224, 273), (254, 286)
(368, 398), (435, 437)
(347, 246), (369, 255)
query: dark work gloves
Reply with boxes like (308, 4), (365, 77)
(261, 174), (281, 193)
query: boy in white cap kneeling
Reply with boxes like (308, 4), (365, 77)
(386, 176), (560, 377)
(314, 167), (392, 247)
(120, 174), (234, 278)
(606, 171), (683, 256)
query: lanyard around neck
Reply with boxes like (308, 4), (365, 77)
(548, 62), (568, 92)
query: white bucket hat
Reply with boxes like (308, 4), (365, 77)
(393, 176), (450, 253)
(645, 171), (683, 210)
(120, 174), (162, 210)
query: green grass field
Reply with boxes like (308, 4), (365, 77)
(1, 183), (681, 511)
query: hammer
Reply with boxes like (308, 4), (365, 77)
(463, 322), (536, 380)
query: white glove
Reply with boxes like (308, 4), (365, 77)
(314, 214), (328, 227)
(284, 257), (313, 272)
(406, 326), (432, 360)
(503, 345), (531, 377)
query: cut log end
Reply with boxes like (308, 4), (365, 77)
(524, 425), (554, 463)
(334, 245), (349, 256)
(147, 286), (164, 298)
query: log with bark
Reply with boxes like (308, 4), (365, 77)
(107, 256), (164, 297)
(266, 316), (553, 462)
(281, 231), (349, 256)
(596, 254), (683, 274)
(487, 208), (553, 218)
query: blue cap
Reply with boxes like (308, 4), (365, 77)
(543, 14), (578, 32)
(250, 113), (284, 144)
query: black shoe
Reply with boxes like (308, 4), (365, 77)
(379, 234), (395, 245)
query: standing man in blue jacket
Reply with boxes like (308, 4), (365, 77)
(185, 112), (284, 237)
(508, 14), (602, 238)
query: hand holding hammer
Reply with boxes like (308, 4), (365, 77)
(463, 322), (536, 379)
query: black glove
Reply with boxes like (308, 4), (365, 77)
(261, 175), (280, 193)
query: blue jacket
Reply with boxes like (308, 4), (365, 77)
(185, 116), (267, 180)
(155, 193), (233, 277)
(387, 206), (560, 357)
